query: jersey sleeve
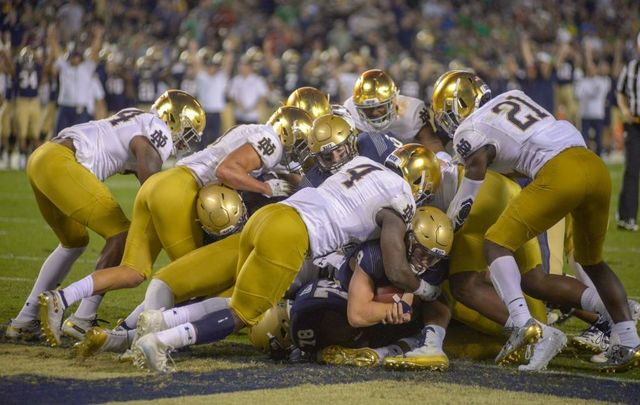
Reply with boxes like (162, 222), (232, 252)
(246, 128), (283, 170)
(452, 124), (489, 161)
(410, 99), (429, 134)
(142, 116), (174, 162)
(356, 132), (401, 165)
(354, 241), (388, 284)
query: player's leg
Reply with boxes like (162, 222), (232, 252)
(571, 151), (640, 370)
(151, 233), (240, 309)
(6, 171), (88, 339)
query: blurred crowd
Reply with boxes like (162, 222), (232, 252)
(0, 0), (639, 168)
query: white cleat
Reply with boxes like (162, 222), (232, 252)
(571, 324), (609, 354)
(133, 333), (174, 373)
(75, 327), (129, 357)
(519, 326), (567, 372)
(132, 310), (167, 347)
(62, 315), (101, 341)
(628, 299), (640, 322)
(6, 318), (42, 340)
(38, 290), (66, 347)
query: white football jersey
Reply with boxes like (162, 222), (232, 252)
(453, 90), (586, 178)
(177, 124), (284, 187)
(344, 94), (429, 143)
(282, 156), (415, 259)
(56, 109), (173, 181)
(427, 159), (462, 212)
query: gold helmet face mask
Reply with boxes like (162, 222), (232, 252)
(408, 206), (454, 271)
(267, 106), (313, 171)
(286, 87), (331, 120)
(385, 144), (441, 205)
(248, 300), (293, 358)
(196, 184), (247, 237)
(151, 89), (206, 155)
(308, 114), (358, 173)
(352, 69), (398, 131)
(432, 70), (491, 137)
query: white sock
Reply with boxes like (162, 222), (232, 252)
(74, 295), (103, 319)
(123, 303), (145, 329)
(60, 275), (94, 308)
(505, 316), (516, 328)
(162, 297), (231, 328)
(579, 287), (611, 321)
(611, 321), (640, 347)
(489, 256), (531, 327)
(15, 245), (85, 321)
(374, 344), (403, 360)
(572, 262), (596, 289)
(144, 279), (174, 310)
(425, 324), (446, 347)
(155, 323), (197, 349)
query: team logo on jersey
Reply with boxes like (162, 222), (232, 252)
(455, 138), (472, 158)
(257, 137), (276, 156)
(401, 203), (415, 224)
(453, 198), (473, 231)
(419, 106), (436, 132)
(150, 129), (168, 148)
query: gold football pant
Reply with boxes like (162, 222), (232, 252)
(14, 97), (41, 140)
(231, 204), (309, 326)
(486, 147), (610, 266)
(26, 142), (130, 248)
(40, 102), (58, 140)
(121, 167), (203, 279)
(154, 233), (240, 303)
(449, 170), (542, 276)
(1, 100), (13, 139)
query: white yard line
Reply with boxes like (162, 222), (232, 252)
(0, 276), (30, 282)
(0, 254), (95, 264)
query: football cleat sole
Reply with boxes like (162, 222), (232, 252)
(38, 292), (63, 347)
(75, 328), (108, 358)
(318, 346), (380, 367)
(496, 321), (543, 366)
(383, 354), (449, 371)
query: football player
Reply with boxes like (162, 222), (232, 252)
(343, 69), (446, 155)
(6, 90), (199, 341)
(290, 206), (454, 370)
(433, 70), (640, 372)
(38, 106), (312, 345)
(132, 146), (435, 372)
(74, 183), (248, 357)
(13, 46), (43, 168)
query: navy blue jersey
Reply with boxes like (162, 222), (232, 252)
(336, 240), (390, 291)
(356, 131), (401, 164)
(290, 278), (420, 353)
(297, 131), (400, 190)
(48, 76), (58, 103)
(15, 63), (42, 98)
(134, 71), (158, 104)
(336, 239), (449, 289)
(104, 74), (129, 112)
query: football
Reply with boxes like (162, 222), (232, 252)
(373, 286), (404, 303)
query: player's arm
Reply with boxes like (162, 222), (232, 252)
(447, 144), (495, 231)
(215, 144), (292, 196)
(89, 24), (105, 62)
(520, 35), (537, 79)
(377, 208), (440, 302)
(130, 136), (163, 184)
(346, 263), (410, 327)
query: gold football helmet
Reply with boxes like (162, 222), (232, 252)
(409, 206), (454, 270)
(308, 114), (357, 173)
(432, 70), (491, 137)
(249, 300), (293, 354)
(267, 106), (313, 170)
(286, 87), (331, 120)
(151, 89), (206, 154)
(385, 144), (441, 204)
(196, 184), (247, 236)
(352, 69), (398, 130)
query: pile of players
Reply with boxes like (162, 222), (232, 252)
(6, 67), (640, 374)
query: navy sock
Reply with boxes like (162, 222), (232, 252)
(191, 308), (236, 344)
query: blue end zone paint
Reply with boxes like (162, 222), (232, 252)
(1, 359), (639, 404)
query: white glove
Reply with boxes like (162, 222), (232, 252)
(413, 279), (441, 301)
(265, 178), (294, 197)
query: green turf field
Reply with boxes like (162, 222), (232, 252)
(0, 165), (639, 402)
